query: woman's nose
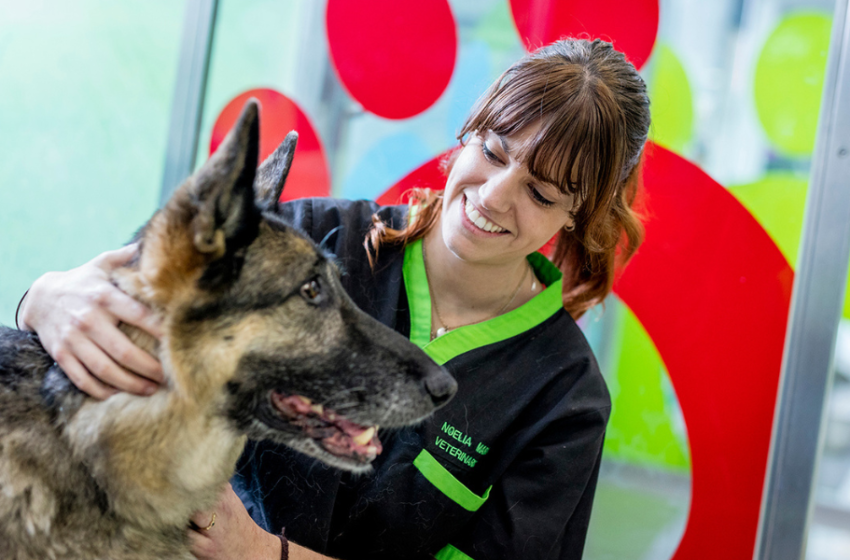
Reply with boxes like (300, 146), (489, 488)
(479, 169), (521, 213)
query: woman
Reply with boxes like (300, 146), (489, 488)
(18, 39), (650, 559)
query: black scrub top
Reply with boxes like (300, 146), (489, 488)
(233, 198), (610, 560)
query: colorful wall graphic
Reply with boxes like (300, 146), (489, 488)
(204, 2), (835, 558)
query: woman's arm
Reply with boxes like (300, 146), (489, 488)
(18, 244), (164, 399)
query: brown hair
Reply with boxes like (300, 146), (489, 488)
(366, 39), (650, 319)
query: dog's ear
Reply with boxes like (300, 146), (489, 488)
(190, 99), (261, 261)
(131, 100), (261, 301)
(255, 131), (298, 211)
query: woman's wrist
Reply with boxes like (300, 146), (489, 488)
(17, 271), (53, 333)
(278, 531), (289, 560)
(252, 521), (284, 560)
(14, 289), (30, 331)
(287, 540), (337, 560)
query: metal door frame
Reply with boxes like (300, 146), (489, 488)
(159, 0), (217, 205)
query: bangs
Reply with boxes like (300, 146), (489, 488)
(459, 62), (626, 212)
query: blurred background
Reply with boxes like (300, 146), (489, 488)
(0, 0), (848, 558)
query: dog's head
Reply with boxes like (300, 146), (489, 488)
(120, 100), (456, 472)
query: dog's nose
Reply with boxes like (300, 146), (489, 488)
(424, 368), (457, 406)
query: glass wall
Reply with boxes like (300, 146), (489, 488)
(0, 1), (183, 325)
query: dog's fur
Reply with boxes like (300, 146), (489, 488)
(0, 101), (456, 559)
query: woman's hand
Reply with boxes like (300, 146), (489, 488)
(19, 244), (163, 399)
(190, 484), (338, 560)
(189, 484), (282, 560)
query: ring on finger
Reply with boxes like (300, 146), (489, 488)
(199, 512), (216, 531)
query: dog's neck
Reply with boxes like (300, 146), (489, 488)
(67, 267), (245, 529)
(110, 266), (164, 365)
(118, 323), (161, 364)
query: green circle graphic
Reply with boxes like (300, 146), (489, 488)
(647, 44), (694, 154)
(754, 12), (831, 156)
(730, 173), (850, 319)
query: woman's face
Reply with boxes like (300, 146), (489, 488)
(438, 127), (577, 266)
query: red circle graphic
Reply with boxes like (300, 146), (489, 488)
(210, 89), (330, 201)
(509, 0), (659, 69)
(326, 0), (458, 119)
(615, 144), (792, 559)
(375, 149), (455, 206)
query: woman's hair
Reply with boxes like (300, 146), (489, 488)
(366, 38), (651, 319)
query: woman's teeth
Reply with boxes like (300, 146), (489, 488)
(464, 198), (505, 233)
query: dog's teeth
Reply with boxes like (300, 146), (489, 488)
(353, 426), (376, 446)
(310, 404), (323, 414)
(297, 396), (312, 405)
(365, 445), (378, 455)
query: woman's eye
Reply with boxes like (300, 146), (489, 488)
(300, 279), (321, 301)
(481, 142), (502, 164)
(529, 185), (555, 207)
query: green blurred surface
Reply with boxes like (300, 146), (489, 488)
(603, 302), (691, 470)
(729, 173), (807, 265)
(647, 44), (694, 155)
(585, 463), (689, 560)
(729, 173), (850, 319)
(0, 1), (182, 325)
(754, 12), (831, 156)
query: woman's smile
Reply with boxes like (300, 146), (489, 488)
(460, 194), (508, 235)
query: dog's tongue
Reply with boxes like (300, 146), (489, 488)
(322, 432), (382, 462)
(271, 392), (382, 462)
(322, 417), (383, 461)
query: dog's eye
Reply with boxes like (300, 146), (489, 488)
(300, 279), (322, 301)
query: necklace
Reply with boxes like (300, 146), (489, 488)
(423, 242), (532, 339)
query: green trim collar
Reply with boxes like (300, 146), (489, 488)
(435, 544), (476, 560)
(402, 239), (563, 365)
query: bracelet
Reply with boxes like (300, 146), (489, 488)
(14, 289), (29, 331)
(278, 528), (289, 560)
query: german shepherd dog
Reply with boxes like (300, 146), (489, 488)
(0, 100), (457, 559)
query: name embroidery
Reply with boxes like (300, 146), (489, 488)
(433, 421), (490, 468)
